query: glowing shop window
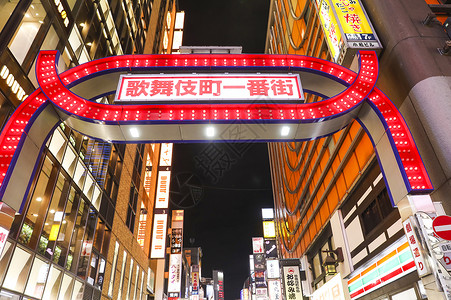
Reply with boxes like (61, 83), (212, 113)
(3, 246), (33, 292)
(42, 265), (63, 299)
(71, 280), (84, 300)
(73, 157), (86, 189)
(83, 174), (94, 200)
(49, 129), (67, 162)
(92, 184), (102, 210)
(62, 144), (77, 176)
(24, 256), (49, 298)
(8, 0), (46, 65)
(57, 274), (74, 300)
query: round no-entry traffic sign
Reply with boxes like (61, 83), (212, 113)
(432, 215), (451, 241)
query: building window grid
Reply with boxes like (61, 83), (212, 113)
(4, 125), (117, 297)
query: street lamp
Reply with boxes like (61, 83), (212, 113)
(322, 247), (344, 276)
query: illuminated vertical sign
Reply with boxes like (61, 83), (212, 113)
(263, 221), (276, 238)
(316, 0), (382, 64)
(282, 265), (302, 300)
(213, 270), (224, 300)
(252, 237), (264, 254)
(267, 280), (282, 300)
(159, 143), (173, 166)
(150, 213), (168, 258)
(155, 170), (171, 208)
(167, 253), (182, 293)
(144, 153), (152, 197)
(317, 0), (343, 62)
(403, 218), (430, 277)
(192, 265), (200, 295)
(137, 209), (147, 248)
(267, 260), (280, 279)
(331, 0), (379, 48)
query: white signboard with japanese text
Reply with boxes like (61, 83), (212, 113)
(312, 273), (345, 300)
(116, 74), (303, 102)
(267, 259), (281, 279)
(252, 237), (265, 254)
(168, 253), (182, 293)
(282, 265), (303, 300)
(159, 143), (173, 166)
(403, 218), (430, 277)
(155, 171), (171, 209)
(150, 213), (168, 258)
(268, 279), (283, 300)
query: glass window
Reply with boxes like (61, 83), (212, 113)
(42, 265), (63, 299)
(71, 280), (83, 300)
(107, 241), (119, 297)
(92, 184), (102, 210)
(68, 27), (83, 60)
(55, 187), (81, 268)
(2, 246), (33, 292)
(24, 256), (49, 298)
(49, 129), (68, 162)
(139, 270), (144, 300)
(83, 174), (94, 200)
(97, 257), (106, 289)
(0, 0), (19, 32)
(0, 241), (13, 283)
(125, 258), (133, 300)
(39, 172), (70, 259)
(68, 199), (89, 273)
(73, 158), (86, 189)
(77, 207), (97, 279)
(62, 144), (78, 176)
(19, 156), (56, 249)
(8, 0), (46, 65)
(57, 273), (74, 300)
(133, 265), (139, 300)
(0, 290), (20, 299)
(117, 251), (127, 300)
(28, 24), (60, 87)
(87, 252), (98, 286)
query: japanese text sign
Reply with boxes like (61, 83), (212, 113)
(168, 254), (182, 292)
(332, 0), (374, 40)
(155, 170), (171, 209)
(116, 74), (303, 102)
(282, 266), (303, 300)
(403, 218), (429, 277)
(312, 273), (345, 300)
(150, 213), (168, 258)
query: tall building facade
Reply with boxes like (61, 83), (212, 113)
(0, 0), (184, 299)
(266, 0), (451, 299)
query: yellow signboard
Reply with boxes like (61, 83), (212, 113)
(331, 0), (374, 38)
(263, 221), (276, 238)
(318, 0), (343, 62)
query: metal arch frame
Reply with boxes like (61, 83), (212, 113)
(0, 50), (432, 215)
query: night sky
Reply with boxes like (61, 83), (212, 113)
(171, 1), (272, 299)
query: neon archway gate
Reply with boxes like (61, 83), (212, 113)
(0, 50), (432, 213)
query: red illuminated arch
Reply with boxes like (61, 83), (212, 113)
(0, 50), (432, 212)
